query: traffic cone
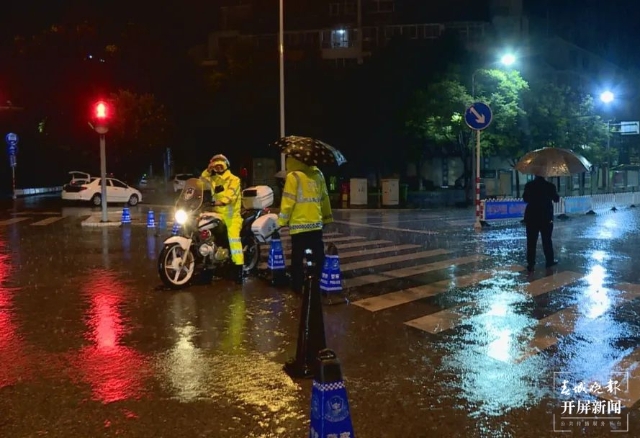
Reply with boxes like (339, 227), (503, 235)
(156, 211), (167, 236)
(319, 243), (348, 305)
(284, 249), (327, 379)
(146, 210), (156, 228)
(267, 230), (288, 287)
(120, 207), (131, 225)
(309, 349), (356, 438)
(158, 211), (167, 229)
(171, 221), (180, 236)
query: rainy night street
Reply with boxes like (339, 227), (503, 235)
(2, 196), (640, 437)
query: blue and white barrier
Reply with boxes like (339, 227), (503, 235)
(14, 186), (63, 197)
(481, 192), (640, 224)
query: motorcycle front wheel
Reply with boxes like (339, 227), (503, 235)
(158, 243), (197, 289)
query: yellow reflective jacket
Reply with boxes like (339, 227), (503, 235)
(200, 168), (242, 219)
(278, 157), (333, 235)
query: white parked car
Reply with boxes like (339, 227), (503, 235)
(173, 173), (197, 192)
(62, 172), (142, 206)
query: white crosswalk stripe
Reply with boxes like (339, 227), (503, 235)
(30, 216), (64, 226)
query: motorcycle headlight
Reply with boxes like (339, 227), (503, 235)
(175, 209), (188, 225)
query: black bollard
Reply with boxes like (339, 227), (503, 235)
(284, 248), (327, 379)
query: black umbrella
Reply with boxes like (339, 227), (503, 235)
(272, 136), (347, 167)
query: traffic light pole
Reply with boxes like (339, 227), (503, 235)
(99, 134), (108, 222)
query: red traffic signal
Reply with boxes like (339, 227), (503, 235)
(93, 100), (110, 120)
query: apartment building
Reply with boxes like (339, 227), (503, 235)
(193, 0), (528, 67)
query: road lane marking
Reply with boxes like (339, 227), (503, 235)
(340, 249), (452, 271)
(599, 349), (640, 408)
(514, 282), (640, 364)
(260, 239), (392, 254)
(384, 254), (487, 279)
(332, 220), (439, 235)
(405, 270), (582, 334)
(16, 211), (61, 215)
(0, 218), (30, 226)
(30, 216), (64, 226)
(258, 243), (421, 269)
(354, 265), (524, 312)
(345, 254), (489, 288)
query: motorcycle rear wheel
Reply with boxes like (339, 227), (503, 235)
(158, 243), (197, 289)
(243, 236), (260, 273)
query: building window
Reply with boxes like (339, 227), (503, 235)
(344, 2), (356, 15)
(331, 29), (350, 48)
(371, 0), (394, 13)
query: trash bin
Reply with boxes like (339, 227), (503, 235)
(350, 178), (367, 206)
(381, 179), (399, 206)
(400, 183), (409, 204)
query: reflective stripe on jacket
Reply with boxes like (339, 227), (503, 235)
(278, 163), (333, 235)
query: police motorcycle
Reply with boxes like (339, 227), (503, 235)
(157, 177), (279, 289)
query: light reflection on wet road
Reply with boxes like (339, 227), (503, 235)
(0, 200), (640, 436)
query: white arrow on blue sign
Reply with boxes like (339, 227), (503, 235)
(5, 132), (19, 147)
(464, 102), (493, 131)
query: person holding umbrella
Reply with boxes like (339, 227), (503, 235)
(273, 136), (346, 293)
(516, 147), (591, 272)
(522, 174), (560, 272)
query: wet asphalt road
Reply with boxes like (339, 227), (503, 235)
(1, 196), (640, 437)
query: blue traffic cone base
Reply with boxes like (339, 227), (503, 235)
(309, 349), (356, 438)
(146, 210), (156, 228)
(120, 207), (131, 225)
(267, 235), (288, 287)
(320, 243), (348, 305)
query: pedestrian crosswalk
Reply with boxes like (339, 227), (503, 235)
(265, 229), (640, 408)
(0, 214), (67, 227)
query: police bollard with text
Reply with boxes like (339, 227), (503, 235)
(309, 349), (356, 438)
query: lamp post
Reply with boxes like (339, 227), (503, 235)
(470, 53), (516, 221)
(600, 91), (615, 189)
(278, 0), (286, 172)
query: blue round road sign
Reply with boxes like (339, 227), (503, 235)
(464, 102), (493, 131)
(5, 132), (19, 146)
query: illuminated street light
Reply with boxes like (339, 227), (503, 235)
(501, 53), (516, 66)
(600, 91), (615, 104)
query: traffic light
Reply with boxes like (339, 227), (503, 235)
(95, 101), (108, 120)
(90, 100), (112, 134)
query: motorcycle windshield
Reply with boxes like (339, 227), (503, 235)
(175, 178), (206, 212)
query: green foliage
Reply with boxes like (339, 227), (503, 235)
(521, 81), (607, 165)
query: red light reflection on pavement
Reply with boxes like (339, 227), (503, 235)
(72, 269), (151, 404)
(0, 241), (31, 388)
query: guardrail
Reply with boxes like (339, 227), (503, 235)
(481, 192), (638, 224)
(14, 186), (63, 197)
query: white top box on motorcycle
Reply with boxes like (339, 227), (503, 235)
(242, 186), (274, 210)
(251, 213), (279, 243)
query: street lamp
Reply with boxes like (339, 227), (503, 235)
(471, 53), (517, 97)
(600, 91), (615, 189)
(278, 0), (286, 172)
(501, 53), (516, 66)
(600, 91), (614, 104)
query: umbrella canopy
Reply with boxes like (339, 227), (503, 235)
(272, 136), (347, 167)
(515, 147), (592, 177)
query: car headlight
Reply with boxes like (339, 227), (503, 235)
(175, 209), (188, 225)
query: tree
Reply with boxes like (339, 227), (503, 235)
(108, 90), (173, 177)
(517, 81), (607, 195)
(405, 68), (528, 198)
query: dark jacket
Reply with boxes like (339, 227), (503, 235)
(523, 176), (560, 223)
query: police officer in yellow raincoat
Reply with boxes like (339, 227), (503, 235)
(278, 156), (333, 293)
(201, 154), (245, 284)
